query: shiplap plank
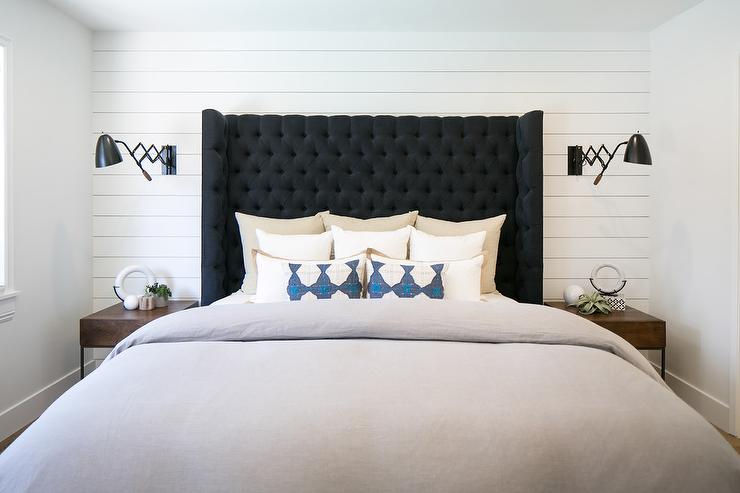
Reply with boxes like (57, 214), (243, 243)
(93, 172), (645, 198)
(93, 112), (650, 135)
(544, 217), (650, 238)
(93, 92), (649, 114)
(93, 155), (202, 176)
(93, 175), (200, 196)
(93, 50), (649, 73)
(544, 258), (649, 279)
(93, 196), (200, 216)
(93, 277), (200, 299)
(94, 216), (200, 237)
(544, 196), (649, 217)
(93, 32), (650, 52)
(93, 257), (200, 278)
(544, 237), (649, 258)
(544, 175), (649, 197)
(544, 278), (648, 299)
(93, 71), (649, 93)
(94, 237), (199, 257)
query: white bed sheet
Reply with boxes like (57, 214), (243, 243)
(211, 290), (517, 305)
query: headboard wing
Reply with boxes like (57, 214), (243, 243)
(201, 110), (543, 305)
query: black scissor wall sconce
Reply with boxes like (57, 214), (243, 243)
(568, 133), (652, 185)
(95, 134), (176, 181)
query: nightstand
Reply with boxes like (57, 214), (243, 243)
(545, 302), (666, 379)
(79, 300), (198, 379)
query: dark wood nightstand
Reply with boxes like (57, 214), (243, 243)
(79, 300), (198, 379)
(545, 302), (666, 379)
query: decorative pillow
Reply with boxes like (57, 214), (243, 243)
(367, 252), (485, 302)
(235, 211), (328, 295)
(320, 211), (418, 232)
(331, 225), (411, 259)
(414, 214), (506, 294)
(254, 251), (366, 303)
(409, 227), (486, 262)
(255, 229), (333, 261)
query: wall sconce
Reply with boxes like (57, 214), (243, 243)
(95, 134), (176, 181)
(568, 133), (652, 185)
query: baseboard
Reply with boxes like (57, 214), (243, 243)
(0, 361), (95, 442)
(652, 362), (731, 431)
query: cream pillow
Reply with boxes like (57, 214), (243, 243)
(414, 214), (506, 294)
(331, 225), (411, 259)
(409, 227), (486, 262)
(321, 211), (418, 232)
(235, 211), (327, 294)
(367, 251), (485, 302)
(255, 229), (333, 261)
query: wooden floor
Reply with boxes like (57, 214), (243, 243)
(718, 428), (740, 454)
(3, 423), (740, 456)
(0, 424), (30, 454)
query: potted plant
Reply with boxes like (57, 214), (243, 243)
(145, 282), (172, 308)
(576, 292), (612, 315)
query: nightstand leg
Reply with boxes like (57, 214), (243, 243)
(80, 347), (84, 380)
(660, 349), (665, 380)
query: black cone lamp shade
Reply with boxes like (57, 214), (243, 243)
(95, 134), (123, 168)
(624, 133), (652, 165)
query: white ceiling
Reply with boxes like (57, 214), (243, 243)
(46, 0), (702, 32)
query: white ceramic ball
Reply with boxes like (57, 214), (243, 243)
(563, 285), (585, 306)
(123, 295), (140, 310)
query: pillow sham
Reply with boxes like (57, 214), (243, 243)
(254, 251), (366, 303)
(331, 225), (411, 259)
(414, 214), (506, 294)
(255, 229), (333, 261)
(409, 227), (486, 262)
(320, 210), (418, 232)
(367, 252), (485, 302)
(235, 211), (327, 294)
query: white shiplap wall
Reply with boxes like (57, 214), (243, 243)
(91, 32), (650, 312)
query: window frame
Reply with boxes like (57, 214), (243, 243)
(0, 34), (18, 321)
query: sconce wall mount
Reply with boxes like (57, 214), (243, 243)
(95, 133), (177, 181)
(567, 133), (652, 185)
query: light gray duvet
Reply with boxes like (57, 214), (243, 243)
(1, 300), (739, 492)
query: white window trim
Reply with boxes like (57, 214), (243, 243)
(0, 34), (18, 323)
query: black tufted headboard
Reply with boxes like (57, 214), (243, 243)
(201, 110), (543, 305)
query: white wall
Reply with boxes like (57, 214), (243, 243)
(91, 31), (651, 316)
(0, 0), (91, 440)
(650, 0), (740, 432)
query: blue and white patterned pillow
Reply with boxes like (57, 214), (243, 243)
(254, 251), (366, 303)
(367, 256), (445, 300)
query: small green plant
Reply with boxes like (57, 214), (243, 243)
(145, 282), (172, 298)
(576, 292), (612, 315)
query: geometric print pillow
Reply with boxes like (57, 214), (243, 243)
(367, 256), (445, 300)
(254, 251), (366, 303)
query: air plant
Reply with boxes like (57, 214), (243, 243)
(576, 292), (612, 315)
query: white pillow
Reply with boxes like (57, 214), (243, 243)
(331, 225), (411, 259)
(255, 229), (333, 261)
(254, 251), (366, 303)
(367, 252), (484, 301)
(409, 227), (486, 261)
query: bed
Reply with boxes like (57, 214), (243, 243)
(1, 111), (739, 492)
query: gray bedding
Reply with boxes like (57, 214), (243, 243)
(1, 300), (739, 492)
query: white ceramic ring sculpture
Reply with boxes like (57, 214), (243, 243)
(589, 263), (627, 296)
(114, 265), (156, 301)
